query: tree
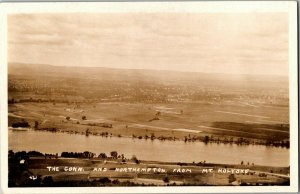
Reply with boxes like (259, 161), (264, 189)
(151, 133), (155, 140)
(98, 153), (107, 158)
(8, 150), (14, 158)
(82, 116), (87, 120)
(204, 136), (210, 143)
(163, 176), (169, 183)
(34, 121), (39, 129)
(99, 177), (111, 184)
(28, 151), (44, 157)
(83, 151), (95, 158)
(42, 176), (54, 186)
(12, 121), (30, 128)
(131, 155), (139, 164)
(110, 151), (118, 159)
(66, 116), (70, 121)
(112, 179), (120, 185)
(85, 128), (90, 137)
(184, 136), (188, 142)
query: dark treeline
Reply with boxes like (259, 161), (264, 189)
(11, 121), (30, 128)
(132, 133), (290, 148)
(61, 151), (95, 159)
(8, 98), (58, 104)
(9, 150), (44, 159)
(60, 151), (135, 162)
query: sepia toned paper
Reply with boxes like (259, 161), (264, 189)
(0, 1), (298, 193)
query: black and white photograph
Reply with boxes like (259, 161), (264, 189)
(0, 1), (298, 193)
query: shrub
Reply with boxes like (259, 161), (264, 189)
(163, 176), (169, 183)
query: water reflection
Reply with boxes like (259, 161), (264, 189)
(9, 130), (289, 167)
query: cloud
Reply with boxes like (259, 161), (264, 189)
(8, 13), (288, 75)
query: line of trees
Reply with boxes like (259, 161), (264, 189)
(61, 151), (95, 159)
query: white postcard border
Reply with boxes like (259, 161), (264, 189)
(0, 1), (298, 193)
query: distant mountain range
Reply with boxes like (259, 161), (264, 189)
(8, 62), (288, 88)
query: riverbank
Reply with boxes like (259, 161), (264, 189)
(32, 126), (289, 148)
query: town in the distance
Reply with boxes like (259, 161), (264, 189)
(8, 63), (290, 187)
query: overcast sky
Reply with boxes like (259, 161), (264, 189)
(8, 13), (288, 75)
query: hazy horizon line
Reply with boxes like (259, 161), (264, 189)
(8, 62), (289, 77)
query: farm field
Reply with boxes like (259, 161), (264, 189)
(8, 63), (290, 186)
(8, 99), (289, 143)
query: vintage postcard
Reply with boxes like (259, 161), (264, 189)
(0, 1), (298, 193)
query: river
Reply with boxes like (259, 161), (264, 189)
(8, 129), (289, 167)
